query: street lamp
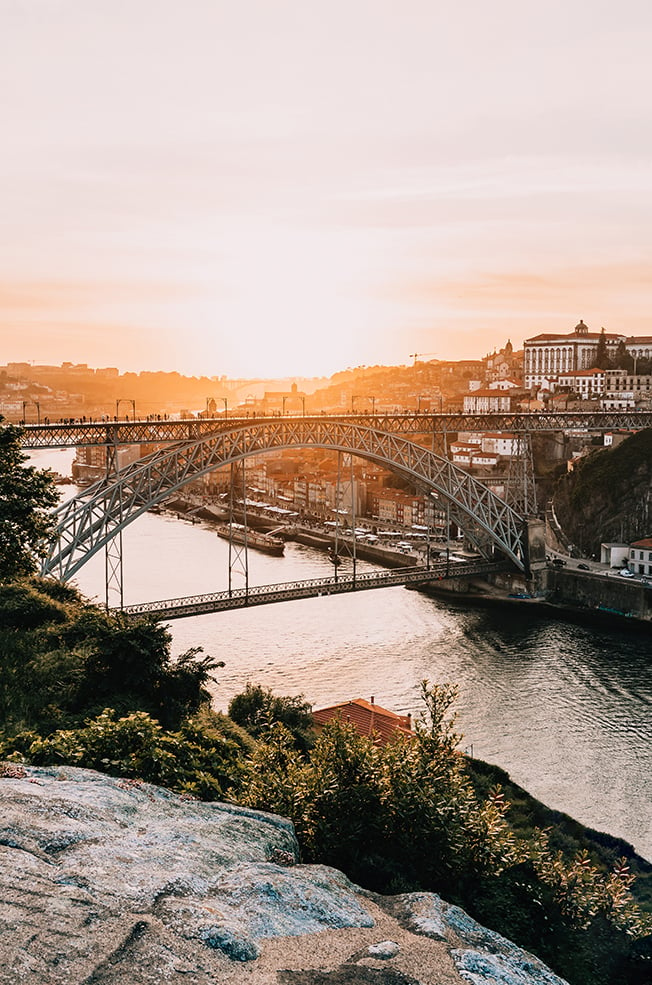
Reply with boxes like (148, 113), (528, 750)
(116, 399), (136, 421)
(222, 397), (228, 419)
(22, 400), (41, 424)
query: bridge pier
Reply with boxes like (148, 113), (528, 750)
(524, 517), (547, 573)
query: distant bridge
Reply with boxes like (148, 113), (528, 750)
(18, 409), (652, 450)
(119, 560), (510, 620)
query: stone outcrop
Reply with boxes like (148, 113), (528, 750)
(0, 765), (569, 985)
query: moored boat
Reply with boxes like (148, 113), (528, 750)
(217, 522), (285, 556)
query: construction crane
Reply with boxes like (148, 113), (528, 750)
(409, 352), (438, 366)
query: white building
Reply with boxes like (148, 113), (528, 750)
(629, 538), (652, 576)
(462, 390), (512, 413)
(600, 542), (630, 567)
(481, 433), (520, 457)
(487, 378), (522, 391)
(524, 321), (621, 388)
(556, 368), (605, 400)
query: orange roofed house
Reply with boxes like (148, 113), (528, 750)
(312, 697), (413, 746)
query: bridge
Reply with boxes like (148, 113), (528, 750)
(119, 559), (509, 620)
(18, 409), (652, 450)
(37, 417), (539, 589)
(22, 407), (648, 609)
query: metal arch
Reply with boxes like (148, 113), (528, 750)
(42, 420), (528, 580)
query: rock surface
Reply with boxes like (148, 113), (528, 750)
(0, 765), (569, 985)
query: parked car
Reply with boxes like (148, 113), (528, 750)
(577, 563), (590, 570)
(619, 568), (635, 577)
(552, 558), (566, 567)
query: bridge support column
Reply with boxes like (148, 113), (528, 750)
(523, 518), (546, 576)
(104, 438), (124, 611)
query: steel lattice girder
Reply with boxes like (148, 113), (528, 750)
(43, 420), (528, 580)
(19, 410), (652, 449)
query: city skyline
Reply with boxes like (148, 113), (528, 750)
(2, 1), (652, 378)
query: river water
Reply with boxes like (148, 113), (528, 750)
(31, 449), (652, 861)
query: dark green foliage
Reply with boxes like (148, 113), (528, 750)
(228, 682), (314, 752)
(595, 327), (610, 369)
(1, 708), (243, 801)
(0, 579), (71, 629)
(0, 578), (223, 733)
(466, 757), (652, 912)
(0, 420), (59, 580)
(235, 682), (521, 895)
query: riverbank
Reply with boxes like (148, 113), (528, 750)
(413, 569), (652, 632)
(163, 495), (652, 629)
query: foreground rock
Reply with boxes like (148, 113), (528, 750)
(0, 765), (569, 984)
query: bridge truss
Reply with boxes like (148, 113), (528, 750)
(18, 409), (652, 450)
(42, 418), (530, 582)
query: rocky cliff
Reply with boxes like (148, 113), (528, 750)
(552, 429), (652, 554)
(0, 764), (569, 985)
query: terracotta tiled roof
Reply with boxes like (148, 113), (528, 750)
(630, 538), (652, 549)
(312, 698), (413, 746)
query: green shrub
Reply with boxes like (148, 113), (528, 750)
(228, 682), (314, 752)
(4, 708), (243, 800)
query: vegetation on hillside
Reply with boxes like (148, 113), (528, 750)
(553, 429), (652, 554)
(0, 420), (59, 580)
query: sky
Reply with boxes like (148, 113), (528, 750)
(2, 0), (652, 379)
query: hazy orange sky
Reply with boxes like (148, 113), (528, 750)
(2, 1), (652, 378)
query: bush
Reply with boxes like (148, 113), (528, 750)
(228, 682), (314, 752)
(0, 580), (225, 733)
(2, 708), (244, 801)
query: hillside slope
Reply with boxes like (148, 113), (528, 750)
(552, 429), (652, 555)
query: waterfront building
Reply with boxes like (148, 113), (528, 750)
(603, 369), (652, 408)
(629, 538), (652, 577)
(524, 321), (652, 389)
(556, 368), (606, 400)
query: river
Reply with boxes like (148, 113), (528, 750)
(30, 449), (652, 862)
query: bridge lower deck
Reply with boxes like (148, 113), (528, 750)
(118, 560), (510, 619)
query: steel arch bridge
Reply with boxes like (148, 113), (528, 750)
(42, 418), (530, 582)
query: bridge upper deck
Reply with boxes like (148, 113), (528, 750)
(17, 409), (652, 449)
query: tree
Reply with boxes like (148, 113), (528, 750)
(0, 419), (58, 581)
(595, 328), (611, 370)
(613, 340), (628, 369)
(0, 578), (224, 733)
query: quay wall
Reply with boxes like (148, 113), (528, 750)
(418, 566), (652, 627)
(540, 567), (652, 623)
